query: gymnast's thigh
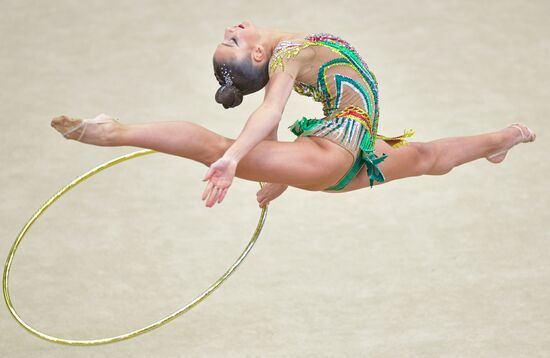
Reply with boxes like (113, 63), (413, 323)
(331, 139), (423, 192)
(235, 136), (354, 190)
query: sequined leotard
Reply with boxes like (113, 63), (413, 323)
(269, 33), (414, 190)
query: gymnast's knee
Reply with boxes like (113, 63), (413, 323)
(414, 142), (455, 175)
(410, 142), (440, 176)
(201, 136), (234, 166)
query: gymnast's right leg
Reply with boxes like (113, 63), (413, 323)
(50, 115), (354, 190)
(51, 114), (223, 164)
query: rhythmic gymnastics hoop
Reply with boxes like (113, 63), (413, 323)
(3, 149), (268, 346)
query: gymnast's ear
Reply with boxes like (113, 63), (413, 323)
(251, 45), (267, 64)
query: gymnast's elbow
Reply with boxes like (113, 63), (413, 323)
(254, 103), (283, 126)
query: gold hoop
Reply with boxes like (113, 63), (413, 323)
(2, 149), (268, 346)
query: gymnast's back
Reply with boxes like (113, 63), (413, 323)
(268, 33), (380, 122)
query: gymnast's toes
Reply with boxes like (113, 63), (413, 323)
(51, 115), (66, 128)
(51, 115), (83, 139)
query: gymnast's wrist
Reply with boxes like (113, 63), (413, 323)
(221, 153), (240, 165)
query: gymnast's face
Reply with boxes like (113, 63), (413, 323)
(213, 20), (265, 65)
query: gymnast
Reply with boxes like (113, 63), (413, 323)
(51, 20), (536, 208)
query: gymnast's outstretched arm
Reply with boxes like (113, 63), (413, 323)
(201, 67), (298, 207)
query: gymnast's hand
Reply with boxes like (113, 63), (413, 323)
(256, 183), (288, 208)
(202, 157), (237, 207)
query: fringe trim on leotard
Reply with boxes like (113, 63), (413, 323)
(290, 117), (386, 188)
(376, 129), (416, 149)
(290, 111), (415, 189)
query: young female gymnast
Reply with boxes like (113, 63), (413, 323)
(51, 20), (535, 208)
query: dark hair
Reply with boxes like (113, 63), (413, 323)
(213, 56), (269, 109)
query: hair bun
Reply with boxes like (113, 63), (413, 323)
(215, 84), (243, 109)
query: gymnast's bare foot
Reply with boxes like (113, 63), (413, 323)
(51, 114), (121, 146)
(486, 123), (536, 164)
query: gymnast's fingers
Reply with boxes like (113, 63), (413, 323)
(205, 186), (215, 207)
(206, 186), (220, 207)
(201, 181), (212, 201)
(214, 187), (224, 206)
(202, 166), (214, 182)
(218, 188), (228, 204)
(202, 181), (214, 201)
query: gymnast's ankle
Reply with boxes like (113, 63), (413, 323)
(107, 121), (127, 146)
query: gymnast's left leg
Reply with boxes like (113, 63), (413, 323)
(337, 124), (536, 192)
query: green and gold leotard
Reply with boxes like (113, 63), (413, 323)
(269, 33), (414, 190)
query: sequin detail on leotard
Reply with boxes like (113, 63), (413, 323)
(269, 33), (415, 189)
